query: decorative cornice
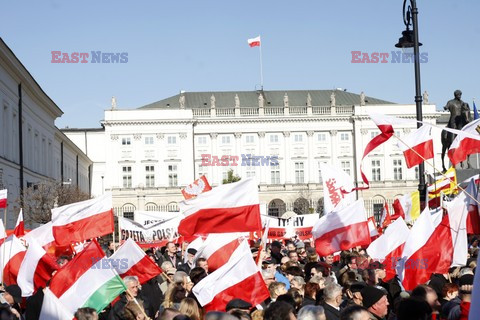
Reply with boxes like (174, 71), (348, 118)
(133, 133), (142, 140)
(210, 132), (218, 139)
(234, 132), (242, 139)
(306, 131), (314, 137)
(283, 131), (291, 137)
(179, 133), (188, 139)
(156, 133), (164, 140)
(258, 132), (266, 138)
(330, 130), (338, 136)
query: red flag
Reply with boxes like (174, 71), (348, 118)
(247, 36), (261, 47)
(399, 125), (434, 168)
(195, 233), (243, 273)
(178, 179), (262, 237)
(448, 119), (480, 165)
(397, 209), (453, 290)
(313, 199), (371, 256)
(14, 209), (25, 237)
(181, 175), (212, 200)
(0, 236), (27, 285)
(0, 189), (7, 209)
(192, 240), (269, 312)
(367, 218), (409, 282)
(51, 194), (114, 246)
(380, 203), (392, 229)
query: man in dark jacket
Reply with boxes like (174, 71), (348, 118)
(159, 242), (182, 268)
(322, 283), (343, 320)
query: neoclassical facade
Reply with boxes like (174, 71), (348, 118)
(64, 90), (444, 220)
(0, 38), (92, 228)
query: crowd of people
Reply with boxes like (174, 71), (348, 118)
(0, 235), (478, 320)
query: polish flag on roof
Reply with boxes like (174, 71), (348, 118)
(247, 36), (261, 47)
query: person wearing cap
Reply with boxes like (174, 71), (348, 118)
(340, 281), (365, 309)
(360, 286), (389, 320)
(225, 298), (252, 314)
(0, 285), (22, 319)
(178, 248), (197, 274)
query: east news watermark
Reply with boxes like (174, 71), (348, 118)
(51, 51), (128, 63)
(351, 51), (428, 63)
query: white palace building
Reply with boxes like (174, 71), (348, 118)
(63, 90), (446, 220)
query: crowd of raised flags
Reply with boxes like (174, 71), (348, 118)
(0, 112), (480, 319)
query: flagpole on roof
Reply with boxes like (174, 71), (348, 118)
(259, 35), (264, 90)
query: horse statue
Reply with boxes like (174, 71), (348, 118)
(441, 90), (471, 172)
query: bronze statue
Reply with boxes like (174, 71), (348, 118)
(441, 90), (471, 171)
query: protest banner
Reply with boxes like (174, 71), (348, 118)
(119, 215), (182, 248)
(133, 210), (182, 227)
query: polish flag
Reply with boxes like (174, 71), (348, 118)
(392, 191), (420, 223)
(178, 178), (262, 237)
(193, 240), (269, 311)
(51, 193), (114, 246)
(367, 218), (409, 281)
(380, 203), (392, 228)
(194, 233), (243, 272)
(109, 238), (163, 284)
(14, 209), (25, 237)
(448, 119), (480, 165)
(182, 175), (212, 200)
(0, 235), (27, 285)
(396, 208), (453, 290)
(247, 36), (261, 47)
(368, 217), (380, 238)
(312, 199), (371, 256)
(0, 189), (7, 208)
(468, 181), (480, 235)
(320, 163), (356, 213)
(17, 240), (58, 296)
(399, 125), (434, 168)
(446, 182), (472, 267)
(353, 114), (412, 191)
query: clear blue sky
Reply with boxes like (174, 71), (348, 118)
(1, 0), (479, 128)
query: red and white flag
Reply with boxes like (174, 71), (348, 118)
(193, 240), (269, 312)
(448, 118), (480, 165)
(353, 114), (412, 191)
(178, 178), (262, 237)
(399, 125), (434, 168)
(396, 208), (453, 290)
(320, 163), (355, 213)
(0, 235), (27, 285)
(247, 36), (261, 47)
(17, 240), (58, 296)
(446, 183), (472, 267)
(0, 189), (7, 209)
(368, 217), (380, 238)
(182, 175), (212, 200)
(109, 238), (163, 284)
(380, 203), (392, 228)
(312, 199), (371, 256)
(195, 233), (243, 273)
(367, 217), (409, 281)
(14, 209), (25, 237)
(51, 193), (114, 246)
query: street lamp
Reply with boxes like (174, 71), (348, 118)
(395, 0), (426, 206)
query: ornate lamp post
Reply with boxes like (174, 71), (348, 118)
(395, 0), (426, 204)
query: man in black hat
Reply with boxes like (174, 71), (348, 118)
(1, 285), (22, 319)
(225, 298), (252, 314)
(178, 248), (197, 274)
(361, 286), (389, 320)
